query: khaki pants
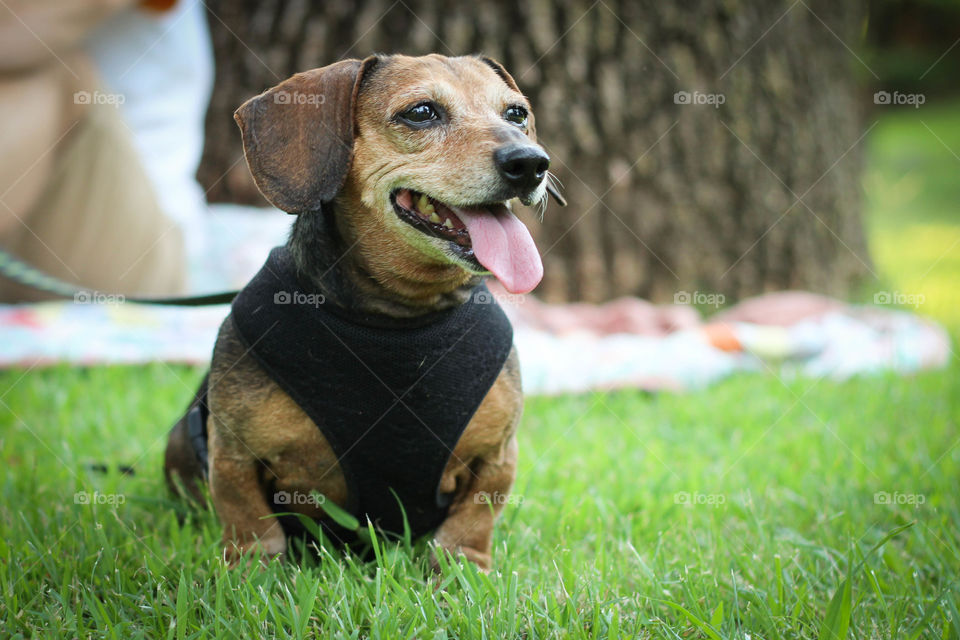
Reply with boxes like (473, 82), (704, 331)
(0, 98), (186, 302)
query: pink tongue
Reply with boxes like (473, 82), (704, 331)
(450, 205), (543, 294)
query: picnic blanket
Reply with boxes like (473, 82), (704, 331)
(0, 205), (950, 395)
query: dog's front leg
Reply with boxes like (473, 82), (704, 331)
(207, 424), (287, 563)
(432, 434), (518, 571)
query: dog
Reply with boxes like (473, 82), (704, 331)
(163, 53), (563, 570)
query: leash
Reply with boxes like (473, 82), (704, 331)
(0, 247), (237, 306)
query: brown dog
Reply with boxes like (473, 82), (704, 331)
(163, 54), (562, 570)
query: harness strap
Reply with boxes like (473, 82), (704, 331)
(185, 375), (211, 475)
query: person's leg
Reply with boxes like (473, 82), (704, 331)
(0, 94), (186, 302)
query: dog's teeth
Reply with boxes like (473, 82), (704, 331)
(443, 217), (453, 229)
(429, 212), (442, 223)
(420, 193), (436, 216)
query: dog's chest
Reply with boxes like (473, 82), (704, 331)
(231, 247), (514, 537)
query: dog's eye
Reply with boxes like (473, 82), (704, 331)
(504, 105), (528, 127)
(399, 102), (440, 125)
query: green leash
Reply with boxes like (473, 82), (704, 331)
(0, 247), (237, 306)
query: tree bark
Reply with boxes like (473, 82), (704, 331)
(198, 0), (871, 303)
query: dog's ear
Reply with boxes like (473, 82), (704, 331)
(234, 56), (379, 214)
(480, 56), (522, 92)
(480, 56), (537, 139)
(481, 56), (566, 207)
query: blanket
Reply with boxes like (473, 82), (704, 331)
(0, 205), (950, 395)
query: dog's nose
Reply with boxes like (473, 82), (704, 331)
(494, 145), (550, 192)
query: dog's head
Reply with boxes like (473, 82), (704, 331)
(234, 54), (563, 295)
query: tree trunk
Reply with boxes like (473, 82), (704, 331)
(198, 0), (871, 303)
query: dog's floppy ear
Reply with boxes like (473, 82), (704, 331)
(481, 56), (566, 207)
(234, 56), (378, 214)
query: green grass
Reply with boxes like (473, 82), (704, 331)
(3, 102), (960, 639)
(863, 98), (960, 328)
(1, 364), (958, 638)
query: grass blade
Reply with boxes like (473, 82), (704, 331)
(818, 574), (852, 640)
(318, 495), (360, 531)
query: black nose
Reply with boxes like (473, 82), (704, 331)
(494, 144), (550, 193)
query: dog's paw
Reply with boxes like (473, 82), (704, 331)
(431, 544), (492, 574)
(222, 534), (287, 568)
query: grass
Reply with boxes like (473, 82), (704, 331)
(2, 364), (958, 638)
(2, 102), (959, 638)
(863, 98), (960, 328)
(0, 365), (960, 638)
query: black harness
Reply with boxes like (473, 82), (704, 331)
(187, 247), (513, 540)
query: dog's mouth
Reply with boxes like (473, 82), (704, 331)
(392, 189), (472, 248)
(391, 188), (544, 294)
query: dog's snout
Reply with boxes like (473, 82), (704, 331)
(494, 145), (550, 192)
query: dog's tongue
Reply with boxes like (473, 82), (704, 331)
(450, 204), (543, 294)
